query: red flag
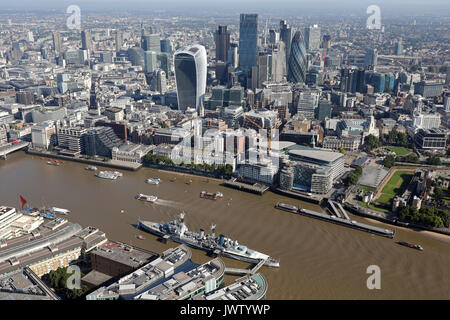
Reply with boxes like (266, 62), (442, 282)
(19, 195), (27, 210)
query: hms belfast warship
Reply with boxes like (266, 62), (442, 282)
(138, 213), (279, 268)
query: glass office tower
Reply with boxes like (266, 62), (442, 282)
(174, 45), (207, 115)
(287, 31), (307, 83)
(238, 14), (258, 71)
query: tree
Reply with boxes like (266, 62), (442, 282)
(383, 155), (396, 168)
(339, 146), (345, 154)
(364, 134), (380, 151)
(433, 188), (443, 201)
(426, 156), (441, 166)
(404, 153), (418, 163)
(344, 173), (359, 186)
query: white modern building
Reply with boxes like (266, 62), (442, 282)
(31, 121), (56, 149)
(413, 113), (441, 130)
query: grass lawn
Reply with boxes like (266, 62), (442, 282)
(357, 201), (391, 213)
(443, 196), (450, 205)
(377, 170), (414, 205)
(358, 185), (377, 192)
(386, 146), (411, 156)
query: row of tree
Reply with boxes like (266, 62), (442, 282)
(397, 205), (450, 228)
(143, 153), (233, 176)
(384, 129), (408, 147)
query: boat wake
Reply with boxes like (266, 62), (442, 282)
(149, 199), (183, 209)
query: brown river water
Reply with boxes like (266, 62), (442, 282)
(0, 152), (449, 299)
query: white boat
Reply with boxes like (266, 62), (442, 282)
(136, 194), (158, 203)
(95, 171), (120, 180)
(50, 207), (70, 215)
(85, 166), (97, 171)
(145, 178), (160, 185)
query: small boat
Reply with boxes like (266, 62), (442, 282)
(137, 235), (145, 240)
(215, 191), (223, 198)
(113, 171), (123, 177)
(397, 241), (423, 251)
(85, 165), (98, 171)
(50, 207), (70, 215)
(186, 179), (192, 185)
(47, 160), (60, 166)
(145, 178), (160, 185)
(200, 191), (223, 200)
(136, 194), (158, 203)
(170, 178), (177, 182)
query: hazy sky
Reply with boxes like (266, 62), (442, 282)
(0, 0), (449, 13)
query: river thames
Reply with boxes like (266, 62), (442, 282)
(1, 152), (449, 299)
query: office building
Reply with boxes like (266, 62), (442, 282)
(315, 100), (332, 121)
(414, 129), (446, 150)
(142, 34), (160, 53)
(52, 31), (62, 54)
(57, 126), (87, 154)
(288, 146), (345, 180)
(115, 30), (122, 52)
(160, 39), (173, 54)
(297, 90), (319, 120)
(413, 113), (441, 130)
(31, 121), (56, 149)
(83, 127), (122, 158)
(304, 25), (321, 51)
(174, 45), (207, 116)
(365, 48), (378, 69)
(215, 25), (230, 62)
(279, 20), (292, 73)
(144, 51), (157, 73)
(238, 14), (258, 71)
(287, 31), (307, 83)
(128, 47), (145, 67)
(227, 43), (239, 68)
(414, 81), (444, 98)
(81, 30), (92, 52)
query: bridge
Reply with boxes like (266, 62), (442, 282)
(328, 200), (350, 220)
(0, 141), (29, 159)
(224, 258), (266, 276)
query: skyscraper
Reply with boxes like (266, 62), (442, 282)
(395, 39), (403, 56)
(142, 34), (160, 53)
(115, 30), (122, 53)
(287, 31), (307, 83)
(227, 43), (239, 68)
(238, 14), (258, 71)
(365, 48), (378, 69)
(323, 34), (331, 50)
(154, 69), (167, 94)
(269, 29), (279, 44)
(304, 25), (321, 51)
(279, 20), (292, 74)
(127, 47), (145, 67)
(81, 30), (92, 52)
(144, 51), (157, 73)
(52, 31), (62, 55)
(160, 39), (173, 54)
(215, 25), (230, 62)
(174, 45), (207, 116)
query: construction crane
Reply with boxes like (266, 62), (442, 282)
(243, 114), (272, 153)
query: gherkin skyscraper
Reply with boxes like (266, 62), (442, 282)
(287, 31), (307, 83)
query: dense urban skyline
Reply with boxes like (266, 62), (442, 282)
(0, 0), (448, 309)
